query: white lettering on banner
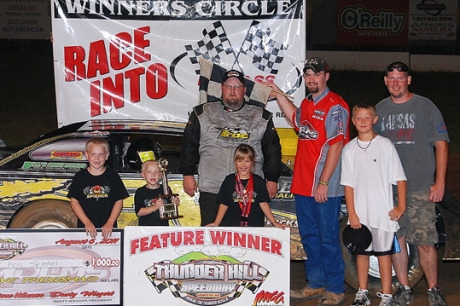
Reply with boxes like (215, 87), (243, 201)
(153, 262), (266, 281)
(181, 281), (236, 293)
(58, 0), (293, 18)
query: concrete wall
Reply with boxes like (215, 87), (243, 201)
(306, 51), (460, 72)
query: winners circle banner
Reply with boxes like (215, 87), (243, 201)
(124, 226), (290, 306)
(51, 0), (305, 129)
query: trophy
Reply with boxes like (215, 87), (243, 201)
(158, 158), (183, 220)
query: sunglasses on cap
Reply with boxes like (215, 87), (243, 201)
(303, 57), (330, 73)
(387, 64), (409, 72)
(305, 58), (326, 66)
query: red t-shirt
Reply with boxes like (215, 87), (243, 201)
(291, 91), (350, 197)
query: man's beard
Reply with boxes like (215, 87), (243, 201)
(389, 88), (405, 99)
(224, 97), (243, 110)
(306, 83), (319, 93)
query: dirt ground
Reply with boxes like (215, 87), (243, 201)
(289, 154), (460, 306)
(290, 245), (458, 306)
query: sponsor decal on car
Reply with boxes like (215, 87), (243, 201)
(51, 151), (83, 159)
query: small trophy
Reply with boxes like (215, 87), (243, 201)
(158, 158), (183, 220)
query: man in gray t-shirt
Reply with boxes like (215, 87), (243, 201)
(375, 61), (449, 306)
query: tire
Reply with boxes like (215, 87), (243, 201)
(340, 218), (424, 294)
(8, 200), (77, 229)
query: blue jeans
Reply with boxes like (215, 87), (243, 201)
(295, 195), (345, 294)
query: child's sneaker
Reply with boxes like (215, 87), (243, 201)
(393, 285), (414, 305)
(351, 289), (370, 306)
(377, 292), (393, 306)
(428, 287), (446, 306)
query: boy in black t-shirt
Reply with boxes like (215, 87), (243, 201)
(68, 137), (129, 239)
(134, 160), (180, 226)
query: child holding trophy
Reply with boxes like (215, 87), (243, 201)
(134, 152), (180, 226)
(207, 144), (286, 229)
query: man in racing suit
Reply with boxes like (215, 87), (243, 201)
(180, 70), (282, 226)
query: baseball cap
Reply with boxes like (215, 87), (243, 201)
(223, 70), (246, 85)
(386, 61), (410, 74)
(342, 224), (372, 254)
(303, 57), (330, 73)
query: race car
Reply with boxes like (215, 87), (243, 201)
(1, 119), (459, 293)
(0, 119), (297, 236)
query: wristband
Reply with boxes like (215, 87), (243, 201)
(319, 181), (329, 186)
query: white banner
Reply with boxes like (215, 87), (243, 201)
(409, 0), (457, 40)
(0, 229), (122, 305)
(51, 0), (305, 128)
(123, 226), (290, 306)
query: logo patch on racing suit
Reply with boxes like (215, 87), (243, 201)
(218, 126), (250, 142)
(298, 120), (318, 140)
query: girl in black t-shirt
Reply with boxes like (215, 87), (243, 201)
(207, 144), (286, 228)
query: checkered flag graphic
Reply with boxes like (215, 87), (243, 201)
(230, 261), (270, 298)
(239, 21), (287, 74)
(145, 262), (186, 298)
(199, 58), (271, 108)
(185, 21), (234, 74)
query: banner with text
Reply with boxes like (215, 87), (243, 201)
(0, 229), (122, 305)
(0, 0), (51, 39)
(409, 0), (457, 41)
(336, 0), (409, 45)
(123, 226), (290, 306)
(51, 0), (305, 128)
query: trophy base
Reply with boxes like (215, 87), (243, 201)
(159, 215), (184, 221)
(159, 199), (181, 220)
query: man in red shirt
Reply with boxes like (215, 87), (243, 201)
(267, 57), (350, 305)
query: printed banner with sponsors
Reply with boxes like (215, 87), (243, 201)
(409, 0), (457, 40)
(123, 226), (290, 306)
(336, 0), (409, 45)
(0, 229), (122, 305)
(0, 0), (51, 40)
(51, 0), (306, 129)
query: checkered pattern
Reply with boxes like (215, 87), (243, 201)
(239, 21), (286, 74)
(242, 260), (270, 294)
(145, 263), (168, 293)
(185, 21), (234, 74)
(199, 58), (271, 108)
(144, 263), (186, 298)
(229, 262), (269, 298)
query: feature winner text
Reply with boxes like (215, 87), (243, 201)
(130, 229), (283, 256)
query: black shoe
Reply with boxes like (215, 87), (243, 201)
(428, 287), (446, 306)
(393, 285), (414, 305)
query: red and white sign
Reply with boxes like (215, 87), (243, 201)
(123, 226), (290, 306)
(51, 0), (306, 129)
(0, 229), (122, 305)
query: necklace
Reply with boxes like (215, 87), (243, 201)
(357, 135), (375, 151)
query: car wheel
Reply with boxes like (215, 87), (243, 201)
(340, 218), (424, 293)
(8, 200), (77, 229)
